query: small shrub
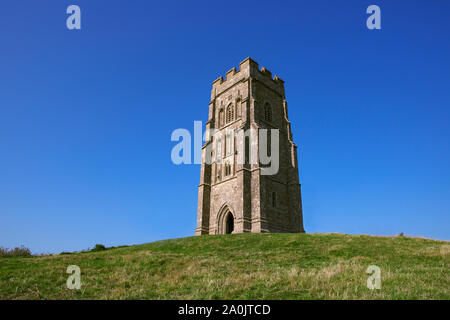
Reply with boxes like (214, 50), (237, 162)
(0, 246), (32, 257)
(91, 244), (106, 252)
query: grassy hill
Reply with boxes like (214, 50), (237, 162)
(0, 233), (449, 299)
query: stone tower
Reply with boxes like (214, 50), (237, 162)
(195, 57), (305, 235)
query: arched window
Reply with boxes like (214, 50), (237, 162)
(264, 103), (272, 122)
(226, 104), (234, 123)
(216, 164), (222, 181)
(226, 132), (232, 155)
(216, 135), (222, 161)
(224, 161), (233, 176)
(219, 109), (224, 127)
(245, 136), (250, 165)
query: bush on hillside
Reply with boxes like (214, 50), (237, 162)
(0, 246), (32, 257)
(91, 244), (106, 252)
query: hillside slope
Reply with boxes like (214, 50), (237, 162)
(0, 233), (449, 299)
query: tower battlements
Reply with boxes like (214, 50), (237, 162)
(211, 57), (285, 99)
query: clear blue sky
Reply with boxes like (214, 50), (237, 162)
(1, 0), (449, 253)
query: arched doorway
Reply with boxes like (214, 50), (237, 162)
(225, 212), (234, 234)
(217, 204), (235, 234)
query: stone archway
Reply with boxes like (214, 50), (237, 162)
(217, 204), (235, 234)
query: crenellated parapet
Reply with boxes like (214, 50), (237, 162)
(211, 57), (285, 100)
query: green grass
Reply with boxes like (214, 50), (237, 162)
(0, 233), (449, 299)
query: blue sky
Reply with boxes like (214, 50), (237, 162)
(1, 0), (449, 253)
